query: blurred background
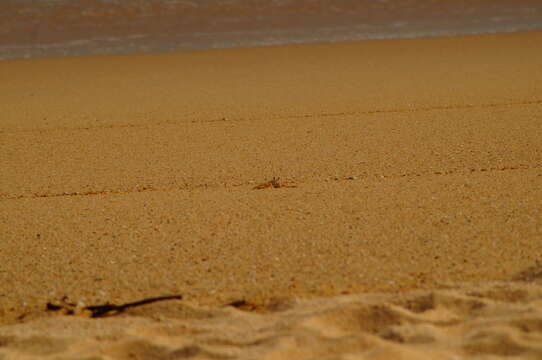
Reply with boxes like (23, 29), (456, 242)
(1, 0), (542, 59)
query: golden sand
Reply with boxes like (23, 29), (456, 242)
(1, 31), (541, 358)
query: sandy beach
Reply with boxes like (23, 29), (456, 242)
(1, 31), (542, 358)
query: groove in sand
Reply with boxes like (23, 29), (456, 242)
(1, 164), (539, 201)
(1, 99), (541, 135)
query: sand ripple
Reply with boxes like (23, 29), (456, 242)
(1, 279), (542, 359)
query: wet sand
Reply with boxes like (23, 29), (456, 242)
(1, 31), (542, 358)
(2, 0), (542, 59)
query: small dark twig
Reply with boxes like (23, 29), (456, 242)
(86, 295), (182, 318)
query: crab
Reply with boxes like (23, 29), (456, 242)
(253, 177), (297, 190)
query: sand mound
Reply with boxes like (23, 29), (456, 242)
(1, 278), (542, 359)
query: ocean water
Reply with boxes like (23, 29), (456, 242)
(1, 0), (542, 59)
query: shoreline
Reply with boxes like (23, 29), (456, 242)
(3, 27), (542, 62)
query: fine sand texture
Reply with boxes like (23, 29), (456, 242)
(1, 31), (542, 359)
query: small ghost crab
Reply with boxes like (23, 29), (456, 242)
(253, 177), (297, 190)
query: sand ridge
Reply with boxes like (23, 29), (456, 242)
(1, 278), (542, 359)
